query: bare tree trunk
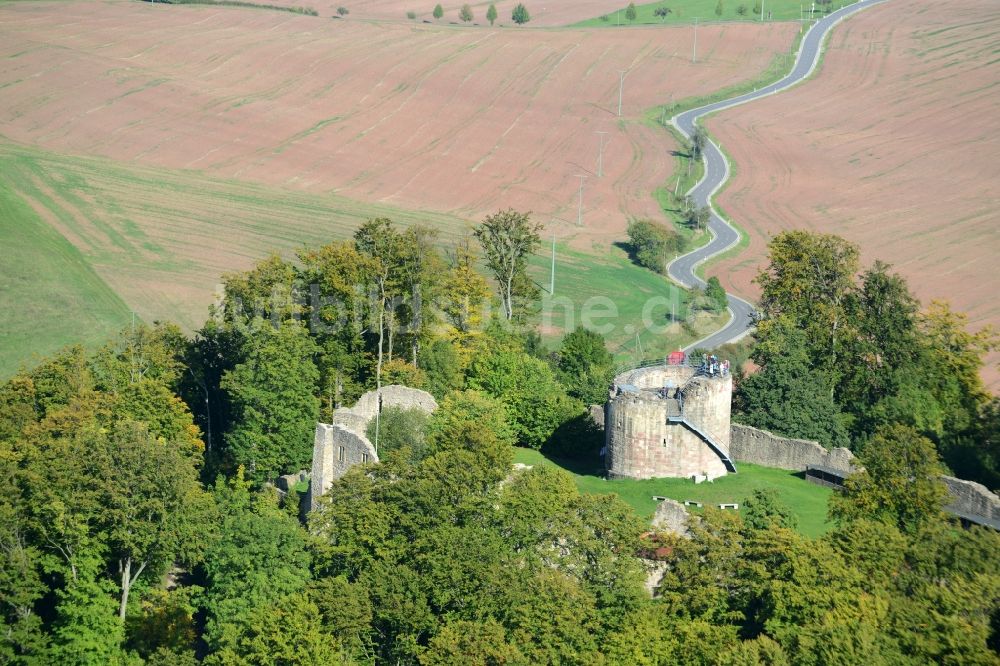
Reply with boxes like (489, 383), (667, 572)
(374, 279), (386, 452)
(411, 284), (421, 366)
(504, 272), (514, 320)
(201, 380), (212, 455)
(386, 309), (395, 364)
(119, 556), (147, 620)
(335, 370), (342, 409)
(376, 285), (386, 387)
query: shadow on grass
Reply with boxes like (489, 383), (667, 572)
(612, 240), (637, 264)
(542, 412), (606, 477)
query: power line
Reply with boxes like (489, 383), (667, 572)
(549, 235), (556, 295)
(595, 131), (608, 177)
(617, 70), (628, 117)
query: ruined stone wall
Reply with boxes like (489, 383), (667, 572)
(729, 423), (857, 472)
(309, 385), (437, 511)
(730, 424), (999, 524)
(346, 385), (439, 423)
(309, 423), (378, 511)
(941, 476), (1000, 522)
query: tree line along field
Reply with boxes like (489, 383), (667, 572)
(263, 0), (836, 25)
(573, 0), (832, 27)
(258, 0), (803, 25)
(704, 0), (1000, 387)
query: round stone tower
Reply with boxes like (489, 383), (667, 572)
(605, 361), (734, 480)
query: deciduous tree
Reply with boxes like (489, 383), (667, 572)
(705, 276), (728, 313)
(467, 347), (580, 449)
(473, 209), (542, 321)
(557, 326), (615, 404)
(440, 237), (491, 349)
(755, 230), (860, 380)
(734, 318), (848, 448)
(830, 424), (948, 533)
(626, 219), (683, 273)
(221, 320), (319, 481)
(688, 126), (708, 175)
(201, 472), (312, 657)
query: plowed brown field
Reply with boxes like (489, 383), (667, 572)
(705, 0), (1000, 386)
(0, 1), (795, 243)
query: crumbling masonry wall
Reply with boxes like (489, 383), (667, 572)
(730, 423), (999, 524)
(309, 385), (437, 511)
(730, 424), (858, 472)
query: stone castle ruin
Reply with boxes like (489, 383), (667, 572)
(309, 385), (437, 510)
(606, 358), (736, 480)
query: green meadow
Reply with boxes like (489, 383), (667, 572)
(514, 447), (834, 538)
(0, 175), (132, 377)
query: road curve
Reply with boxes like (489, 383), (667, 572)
(667, 0), (887, 352)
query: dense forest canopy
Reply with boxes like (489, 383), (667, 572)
(1, 219), (997, 664)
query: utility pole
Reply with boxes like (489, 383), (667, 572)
(550, 235), (556, 294)
(692, 18), (699, 63)
(595, 131), (608, 177)
(576, 175), (587, 226)
(617, 70), (627, 117)
(761, 0), (765, 21)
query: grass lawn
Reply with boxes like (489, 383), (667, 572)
(0, 175), (132, 378)
(573, 0), (843, 27)
(514, 447), (834, 538)
(525, 242), (728, 366)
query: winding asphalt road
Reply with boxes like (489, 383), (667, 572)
(667, 0), (887, 352)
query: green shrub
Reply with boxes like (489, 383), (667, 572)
(511, 3), (529, 24)
(625, 219), (684, 274)
(705, 276), (728, 313)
